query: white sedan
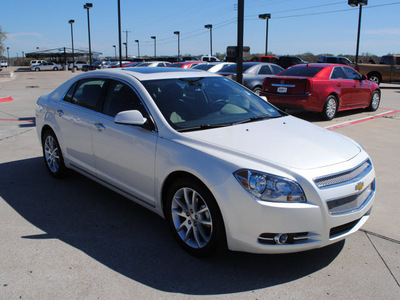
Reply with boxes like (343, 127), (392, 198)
(31, 62), (62, 71)
(35, 68), (375, 256)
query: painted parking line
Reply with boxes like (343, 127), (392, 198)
(0, 118), (35, 123)
(324, 108), (399, 130)
(0, 96), (13, 103)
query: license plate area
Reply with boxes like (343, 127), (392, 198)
(277, 86), (287, 93)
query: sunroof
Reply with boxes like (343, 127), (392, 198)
(123, 67), (191, 74)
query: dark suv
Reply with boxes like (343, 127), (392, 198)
(277, 56), (306, 69)
(317, 56), (352, 65)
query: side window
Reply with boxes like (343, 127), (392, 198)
(258, 65), (272, 75)
(271, 65), (283, 74)
(64, 82), (79, 103)
(331, 67), (346, 79)
(343, 67), (361, 80)
(103, 81), (147, 117)
(70, 79), (106, 110)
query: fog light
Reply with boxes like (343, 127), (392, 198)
(274, 233), (288, 244)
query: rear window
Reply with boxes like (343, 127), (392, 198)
(279, 66), (323, 77)
(219, 64), (254, 73)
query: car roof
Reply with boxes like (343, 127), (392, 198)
(79, 67), (219, 81)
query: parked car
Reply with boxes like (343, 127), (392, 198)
(136, 61), (170, 67)
(30, 60), (47, 66)
(249, 55), (279, 64)
(30, 62), (62, 71)
(317, 56), (352, 65)
(0, 60), (8, 68)
(261, 63), (380, 120)
(68, 60), (88, 71)
(182, 56), (200, 61)
(81, 60), (112, 71)
(167, 61), (203, 69)
(192, 62), (234, 73)
(277, 56), (307, 69)
(201, 56), (220, 62)
(354, 55), (400, 85)
(35, 67), (375, 256)
(218, 62), (283, 94)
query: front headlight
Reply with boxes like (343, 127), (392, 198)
(234, 169), (306, 203)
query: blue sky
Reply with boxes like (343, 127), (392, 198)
(2, 0), (400, 58)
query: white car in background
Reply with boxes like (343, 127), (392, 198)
(35, 68), (375, 257)
(193, 62), (234, 73)
(31, 62), (62, 71)
(0, 60), (8, 68)
(135, 61), (170, 67)
(68, 60), (88, 71)
(30, 60), (47, 66)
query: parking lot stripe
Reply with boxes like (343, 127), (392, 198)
(0, 96), (13, 103)
(325, 109), (399, 130)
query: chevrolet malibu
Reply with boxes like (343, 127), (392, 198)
(36, 68), (375, 257)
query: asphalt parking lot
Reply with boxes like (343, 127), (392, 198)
(0, 67), (399, 299)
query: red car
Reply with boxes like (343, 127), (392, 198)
(261, 63), (381, 120)
(167, 61), (203, 69)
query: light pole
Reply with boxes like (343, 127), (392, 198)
(7, 47), (10, 67)
(123, 42), (127, 60)
(117, 0), (122, 67)
(204, 24), (213, 57)
(83, 3), (93, 66)
(259, 13), (271, 55)
(174, 31), (180, 58)
(113, 45), (116, 59)
(135, 40), (140, 58)
(69, 19), (75, 72)
(348, 0), (368, 65)
(151, 36), (156, 58)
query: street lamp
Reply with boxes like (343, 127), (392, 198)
(151, 36), (156, 58)
(113, 45), (116, 59)
(7, 47), (10, 67)
(174, 31), (180, 58)
(135, 40), (140, 58)
(204, 24), (213, 57)
(123, 42), (127, 60)
(259, 13), (271, 55)
(68, 19), (75, 72)
(348, 0), (368, 65)
(83, 3), (93, 66)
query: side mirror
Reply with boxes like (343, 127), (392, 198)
(114, 110), (147, 126)
(361, 74), (368, 81)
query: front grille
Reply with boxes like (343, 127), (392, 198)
(326, 181), (375, 215)
(330, 219), (360, 238)
(314, 159), (372, 189)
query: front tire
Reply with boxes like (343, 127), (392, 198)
(322, 95), (337, 120)
(53, 67), (58, 71)
(166, 177), (226, 257)
(42, 130), (68, 178)
(367, 90), (380, 111)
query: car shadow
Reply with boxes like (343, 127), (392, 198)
(285, 108), (370, 122)
(0, 157), (344, 295)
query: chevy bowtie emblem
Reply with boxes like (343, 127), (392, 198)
(355, 182), (364, 191)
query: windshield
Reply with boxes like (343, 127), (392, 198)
(278, 66), (323, 77)
(142, 76), (283, 132)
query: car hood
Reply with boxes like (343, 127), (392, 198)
(182, 116), (361, 170)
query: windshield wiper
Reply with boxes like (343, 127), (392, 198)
(233, 114), (280, 125)
(177, 123), (232, 132)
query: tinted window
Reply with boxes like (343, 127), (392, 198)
(103, 81), (147, 117)
(70, 79), (106, 110)
(279, 66), (323, 77)
(331, 67), (346, 79)
(271, 65), (284, 74)
(380, 56), (392, 65)
(258, 65), (272, 75)
(343, 67), (361, 80)
(396, 57), (400, 65)
(219, 64), (254, 73)
(326, 57), (337, 63)
(64, 82), (78, 103)
(193, 64), (213, 70)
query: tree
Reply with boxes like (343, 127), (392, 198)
(0, 26), (7, 56)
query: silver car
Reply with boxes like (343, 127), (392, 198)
(31, 62), (63, 72)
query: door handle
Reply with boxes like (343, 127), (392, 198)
(57, 110), (64, 117)
(94, 123), (105, 131)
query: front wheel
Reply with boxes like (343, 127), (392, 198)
(322, 95), (338, 120)
(166, 177), (226, 257)
(367, 90), (380, 111)
(53, 67), (58, 71)
(42, 130), (68, 178)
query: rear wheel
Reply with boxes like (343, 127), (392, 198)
(253, 86), (262, 96)
(322, 95), (337, 120)
(42, 130), (68, 178)
(35, 67), (40, 72)
(53, 67), (58, 71)
(166, 177), (226, 257)
(367, 90), (380, 111)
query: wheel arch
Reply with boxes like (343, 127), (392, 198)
(367, 71), (382, 83)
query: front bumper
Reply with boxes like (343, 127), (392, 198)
(213, 156), (375, 254)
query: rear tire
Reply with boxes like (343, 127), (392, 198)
(367, 73), (381, 85)
(35, 67), (40, 72)
(322, 95), (337, 120)
(53, 67), (58, 71)
(42, 130), (68, 178)
(253, 86), (262, 96)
